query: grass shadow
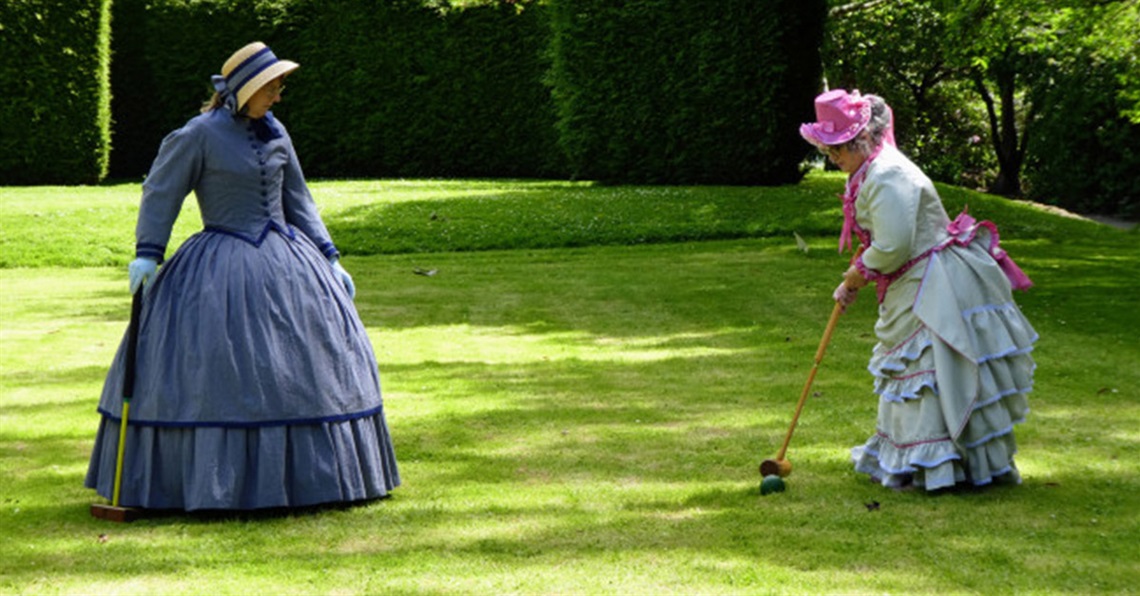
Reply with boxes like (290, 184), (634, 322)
(1, 202), (1138, 592)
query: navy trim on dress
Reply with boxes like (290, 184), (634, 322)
(316, 240), (340, 260)
(203, 221), (297, 247)
(136, 242), (167, 263)
(97, 403), (388, 429)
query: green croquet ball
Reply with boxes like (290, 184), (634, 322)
(760, 474), (786, 496)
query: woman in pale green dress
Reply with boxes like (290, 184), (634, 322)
(800, 89), (1037, 491)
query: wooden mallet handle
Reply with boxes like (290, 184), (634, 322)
(774, 300), (844, 462)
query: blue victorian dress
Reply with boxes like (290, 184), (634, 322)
(85, 108), (399, 510)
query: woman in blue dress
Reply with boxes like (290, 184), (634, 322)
(86, 42), (400, 510)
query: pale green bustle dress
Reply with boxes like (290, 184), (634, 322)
(847, 146), (1037, 490)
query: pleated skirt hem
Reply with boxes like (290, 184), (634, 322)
(85, 413), (400, 511)
(851, 425), (1023, 491)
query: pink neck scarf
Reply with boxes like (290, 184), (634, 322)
(838, 145), (882, 253)
(838, 105), (896, 253)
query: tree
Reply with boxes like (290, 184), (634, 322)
(825, 0), (1139, 200)
(823, 0), (995, 188)
(1022, 1), (1140, 216)
(938, 0), (1060, 196)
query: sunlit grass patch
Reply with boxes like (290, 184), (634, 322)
(1, 178), (1138, 593)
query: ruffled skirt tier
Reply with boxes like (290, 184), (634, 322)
(852, 242), (1037, 491)
(86, 413), (399, 510)
(851, 324), (1034, 490)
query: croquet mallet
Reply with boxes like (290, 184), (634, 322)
(91, 291), (144, 522)
(760, 300), (844, 478)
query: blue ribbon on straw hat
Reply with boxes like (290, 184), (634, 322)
(211, 42), (298, 141)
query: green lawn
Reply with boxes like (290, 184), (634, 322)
(1, 172), (1138, 594)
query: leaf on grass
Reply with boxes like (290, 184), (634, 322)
(864, 501), (880, 511)
(413, 267), (438, 277)
(97, 533), (109, 543)
(793, 231), (810, 254)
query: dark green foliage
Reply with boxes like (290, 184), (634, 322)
(8, 0), (830, 185)
(823, 1), (998, 189)
(0, 0), (112, 184)
(262, 0), (438, 176)
(430, 2), (564, 177)
(548, 0), (826, 185)
(824, 0), (1139, 214)
(286, 0), (563, 179)
(1025, 51), (1140, 218)
(106, 0), (562, 180)
(106, 0), (281, 178)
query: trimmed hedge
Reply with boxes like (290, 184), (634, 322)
(107, 0), (563, 180)
(107, 0), (277, 178)
(11, 0), (828, 185)
(284, 0), (564, 178)
(548, 0), (827, 185)
(0, 0), (112, 184)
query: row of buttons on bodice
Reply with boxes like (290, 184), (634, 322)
(249, 124), (272, 213)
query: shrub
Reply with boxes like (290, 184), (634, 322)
(0, 0), (112, 184)
(1026, 55), (1140, 218)
(108, 0), (562, 180)
(18, 0), (828, 185)
(547, 0), (826, 185)
(821, 1), (997, 190)
(106, 0), (279, 178)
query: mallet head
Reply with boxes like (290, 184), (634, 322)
(90, 504), (141, 523)
(759, 458), (792, 477)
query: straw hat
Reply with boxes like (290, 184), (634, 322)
(219, 42), (299, 110)
(799, 89), (871, 148)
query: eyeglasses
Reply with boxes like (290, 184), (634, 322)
(818, 145), (842, 159)
(263, 83), (286, 98)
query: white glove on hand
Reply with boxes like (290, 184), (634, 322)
(128, 258), (158, 295)
(331, 259), (356, 300)
(833, 281), (858, 310)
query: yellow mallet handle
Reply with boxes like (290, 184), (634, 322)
(111, 401), (130, 507)
(111, 291), (143, 507)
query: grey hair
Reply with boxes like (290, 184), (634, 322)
(844, 94), (891, 155)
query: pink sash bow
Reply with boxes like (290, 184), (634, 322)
(948, 211), (1033, 291)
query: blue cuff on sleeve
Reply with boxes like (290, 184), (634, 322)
(136, 242), (167, 264)
(316, 240), (340, 261)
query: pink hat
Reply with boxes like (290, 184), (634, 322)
(799, 89), (871, 147)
